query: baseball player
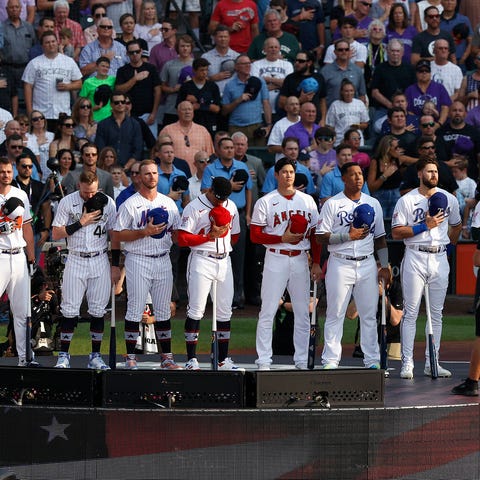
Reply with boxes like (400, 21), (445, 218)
(313, 162), (391, 369)
(114, 159), (181, 370)
(52, 171), (120, 369)
(250, 157), (320, 370)
(177, 176), (243, 370)
(0, 157), (37, 367)
(391, 157), (462, 379)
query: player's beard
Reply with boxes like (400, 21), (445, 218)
(422, 175), (438, 189)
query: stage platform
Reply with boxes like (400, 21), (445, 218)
(0, 355), (479, 479)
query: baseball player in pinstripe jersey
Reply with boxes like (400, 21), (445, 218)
(52, 171), (120, 369)
(178, 176), (243, 370)
(114, 160), (182, 370)
(0, 158), (37, 366)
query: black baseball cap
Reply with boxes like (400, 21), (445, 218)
(211, 177), (232, 200)
(416, 59), (431, 72)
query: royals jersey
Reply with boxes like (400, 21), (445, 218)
(392, 187), (461, 247)
(52, 191), (117, 252)
(0, 187), (32, 250)
(115, 191), (180, 254)
(179, 194), (240, 254)
(317, 192), (385, 256)
(251, 189), (319, 250)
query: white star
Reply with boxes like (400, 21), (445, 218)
(41, 416), (70, 443)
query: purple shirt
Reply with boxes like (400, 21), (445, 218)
(284, 122), (320, 150)
(333, 15), (373, 44)
(466, 106), (480, 129)
(386, 26), (418, 63)
(405, 81), (452, 116)
(149, 41), (179, 75)
(309, 148), (336, 173)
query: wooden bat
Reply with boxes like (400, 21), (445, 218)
(424, 284), (438, 379)
(380, 280), (388, 371)
(307, 281), (318, 370)
(25, 263), (33, 364)
(108, 285), (116, 370)
(211, 280), (218, 371)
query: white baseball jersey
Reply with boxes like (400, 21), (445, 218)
(267, 115), (300, 162)
(180, 194), (240, 254)
(317, 192), (385, 255)
(0, 186), (32, 250)
(391, 187), (461, 246)
(52, 191), (117, 252)
(430, 61), (463, 97)
(251, 189), (319, 251)
(115, 191), (180, 254)
(22, 53), (83, 118)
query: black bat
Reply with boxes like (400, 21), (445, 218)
(307, 281), (318, 370)
(25, 264), (33, 364)
(109, 285), (116, 370)
(380, 280), (388, 371)
(424, 284), (438, 379)
(211, 280), (218, 371)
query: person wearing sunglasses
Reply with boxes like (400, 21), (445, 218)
(84, 3), (117, 44)
(414, 0), (444, 32)
(6, 134), (40, 181)
(332, 0), (374, 44)
(79, 17), (128, 78)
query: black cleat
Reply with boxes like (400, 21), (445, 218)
(452, 378), (479, 397)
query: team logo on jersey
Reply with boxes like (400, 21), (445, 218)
(337, 209), (375, 234)
(413, 206), (451, 223)
(272, 209), (312, 228)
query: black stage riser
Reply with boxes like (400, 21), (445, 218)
(0, 366), (384, 409)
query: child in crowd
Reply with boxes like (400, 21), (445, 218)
(110, 165), (127, 200)
(59, 28), (75, 58)
(309, 127), (337, 190)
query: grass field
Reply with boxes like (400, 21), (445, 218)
(0, 314), (475, 356)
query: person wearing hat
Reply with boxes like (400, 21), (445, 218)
(177, 176), (243, 370)
(404, 58), (451, 126)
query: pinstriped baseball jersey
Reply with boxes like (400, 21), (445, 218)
(115, 191), (180, 254)
(251, 189), (319, 250)
(0, 186), (32, 250)
(180, 194), (240, 254)
(52, 191), (117, 251)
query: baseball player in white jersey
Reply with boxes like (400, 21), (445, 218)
(314, 162), (391, 369)
(114, 160), (181, 370)
(178, 176), (243, 370)
(0, 158), (37, 366)
(391, 157), (462, 379)
(251, 158), (320, 370)
(52, 171), (119, 369)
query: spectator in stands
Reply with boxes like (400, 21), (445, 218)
(23, 31), (83, 132)
(411, 5), (455, 65)
(329, 0), (356, 33)
(364, 20), (388, 95)
(115, 13), (147, 52)
(49, 114), (76, 159)
(167, 0), (201, 44)
(6, 133), (40, 180)
(208, 0), (259, 54)
(222, 55), (272, 146)
(96, 91), (143, 170)
(343, 127), (370, 171)
(177, 58), (221, 137)
(278, 50), (327, 124)
(459, 57), (480, 112)
(29, 16), (55, 60)
(268, 95), (300, 162)
(430, 38), (463, 100)
(377, 91), (419, 135)
(149, 19), (178, 76)
(385, 2), (418, 63)
(79, 16), (128, 78)
(52, 0), (84, 61)
(333, 0), (373, 44)
(159, 100), (214, 171)
(84, 4), (115, 44)
(157, 132), (192, 178)
(115, 39), (162, 137)
(0, 0), (35, 23)
(284, 102), (319, 151)
(320, 39), (367, 108)
(248, 8), (300, 64)
(72, 97), (97, 143)
(188, 151), (209, 200)
(26, 110), (53, 176)
(310, 126), (337, 189)
(134, 0), (162, 52)
(414, 0), (444, 32)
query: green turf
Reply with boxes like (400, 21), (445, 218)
(0, 314), (475, 356)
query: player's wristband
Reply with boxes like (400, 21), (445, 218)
(65, 221), (82, 236)
(111, 249), (120, 267)
(377, 247), (389, 268)
(412, 222), (428, 236)
(329, 233), (349, 244)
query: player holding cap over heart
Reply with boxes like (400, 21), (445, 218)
(313, 161), (391, 370)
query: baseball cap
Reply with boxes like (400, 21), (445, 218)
(211, 177), (232, 200)
(416, 59), (431, 72)
(244, 76), (262, 100)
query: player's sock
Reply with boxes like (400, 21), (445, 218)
(125, 320), (139, 354)
(59, 316), (76, 353)
(90, 316), (104, 353)
(184, 317), (200, 359)
(218, 320), (231, 362)
(154, 319), (172, 353)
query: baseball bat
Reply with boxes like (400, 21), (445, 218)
(108, 284), (116, 370)
(211, 280), (218, 371)
(424, 284), (438, 379)
(307, 281), (318, 370)
(25, 263), (33, 364)
(380, 280), (388, 371)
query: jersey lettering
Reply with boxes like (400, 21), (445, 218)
(93, 224), (106, 237)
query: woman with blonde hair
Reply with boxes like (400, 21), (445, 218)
(134, 1), (162, 51)
(330, 0), (357, 32)
(72, 97), (97, 143)
(26, 110), (54, 176)
(97, 147), (129, 187)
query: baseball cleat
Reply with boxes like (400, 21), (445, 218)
(160, 353), (182, 370)
(17, 357), (40, 367)
(218, 357), (245, 371)
(452, 379), (479, 396)
(54, 352), (71, 368)
(257, 364), (271, 371)
(367, 362), (380, 369)
(400, 364), (414, 379)
(88, 352), (110, 370)
(185, 358), (201, 370)
(424, 364), (451, 377)
(125, 355), (138, 370)
(295, 363), (308, 370)
(322, 363), (338, 370)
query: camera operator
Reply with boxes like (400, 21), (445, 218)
(11, 152), (52, 260)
